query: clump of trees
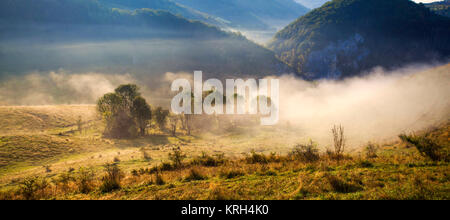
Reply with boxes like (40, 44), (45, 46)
(97, 84), (265, 138)
(97, 84), (151, 138)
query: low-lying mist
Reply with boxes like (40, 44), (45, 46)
(0, 63), (448, 149)
(278, 64), (450, 148)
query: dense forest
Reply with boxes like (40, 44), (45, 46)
(269, 0), (450, 79)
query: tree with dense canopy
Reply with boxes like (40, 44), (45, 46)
(97, 84), (151, 138)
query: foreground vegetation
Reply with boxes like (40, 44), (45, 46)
(0, 96), (448, 200)
(0, 117), (448, 200)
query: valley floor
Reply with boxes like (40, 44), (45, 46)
(0, 105), (448, 200)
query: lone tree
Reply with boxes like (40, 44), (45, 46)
(97, 84), (151, 138)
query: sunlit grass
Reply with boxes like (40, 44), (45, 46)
(0, 105), (448, 200)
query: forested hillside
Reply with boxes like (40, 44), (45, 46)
(97, 0), (228, 27)
(174, 0), (310, 30)
(0, 0), (292, 78)
(269, 0), (450, 79)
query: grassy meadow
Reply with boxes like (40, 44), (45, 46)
(0, 105), (448, 200)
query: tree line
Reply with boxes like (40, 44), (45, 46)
(97, 84), (262, 138)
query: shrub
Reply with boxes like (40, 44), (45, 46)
(190, 152), (225, 167)
(399, 134), (444, 161)
(168, 147), (186, 168)
(289, 141), (320, 162)
(149, 162), (176, 174)
(56, 172), (75, 191)
(77, 168), (95, 194)
(131, 169), (139, 176)
(18, 177), (48, 200)
(99, 163), (123, 193)
(365, 142), (378, 159)
(184, 169), (207, 182)
(245, 150), (268, 164)
(155, 173), (165, 185)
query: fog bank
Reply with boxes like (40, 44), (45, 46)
(278, 64), (450, 148)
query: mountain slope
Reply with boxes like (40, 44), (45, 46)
(269, 0), (450, 79)
(97, 0), (229, 27)
(173, 0), (310, 30)
(0, 0), (223, 35)
(425, 0), (450, 18)
(0, 0), (292, 78)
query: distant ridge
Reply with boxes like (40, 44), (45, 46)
(269, 0), (450, 79)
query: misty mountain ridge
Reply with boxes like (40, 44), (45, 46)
(0, 0), (292, 79)
(97, 0), (230, 28)
(269, 0), (450, 80)
(173, 0), (310, 30)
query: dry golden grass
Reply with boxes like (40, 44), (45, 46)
(0, 105), (448, 200)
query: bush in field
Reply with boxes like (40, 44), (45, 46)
(99, 163), (123, 193)
(97, 84), (151, 138)
(184, 169), (207, 182)
(18, 177), (48, 200)
(155, 173), (165, 185)
(399, 134), (445, 161)
(77, 168), (95, 194)
(56, 172), (75, 191)
(168, 147), (186, 168)
(289, 141), (320, 162)
(245, 150), (269, 164)
(149, 162), (176, 174)
(190, 152), (225, 167)
(365, 142), (378, 159)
